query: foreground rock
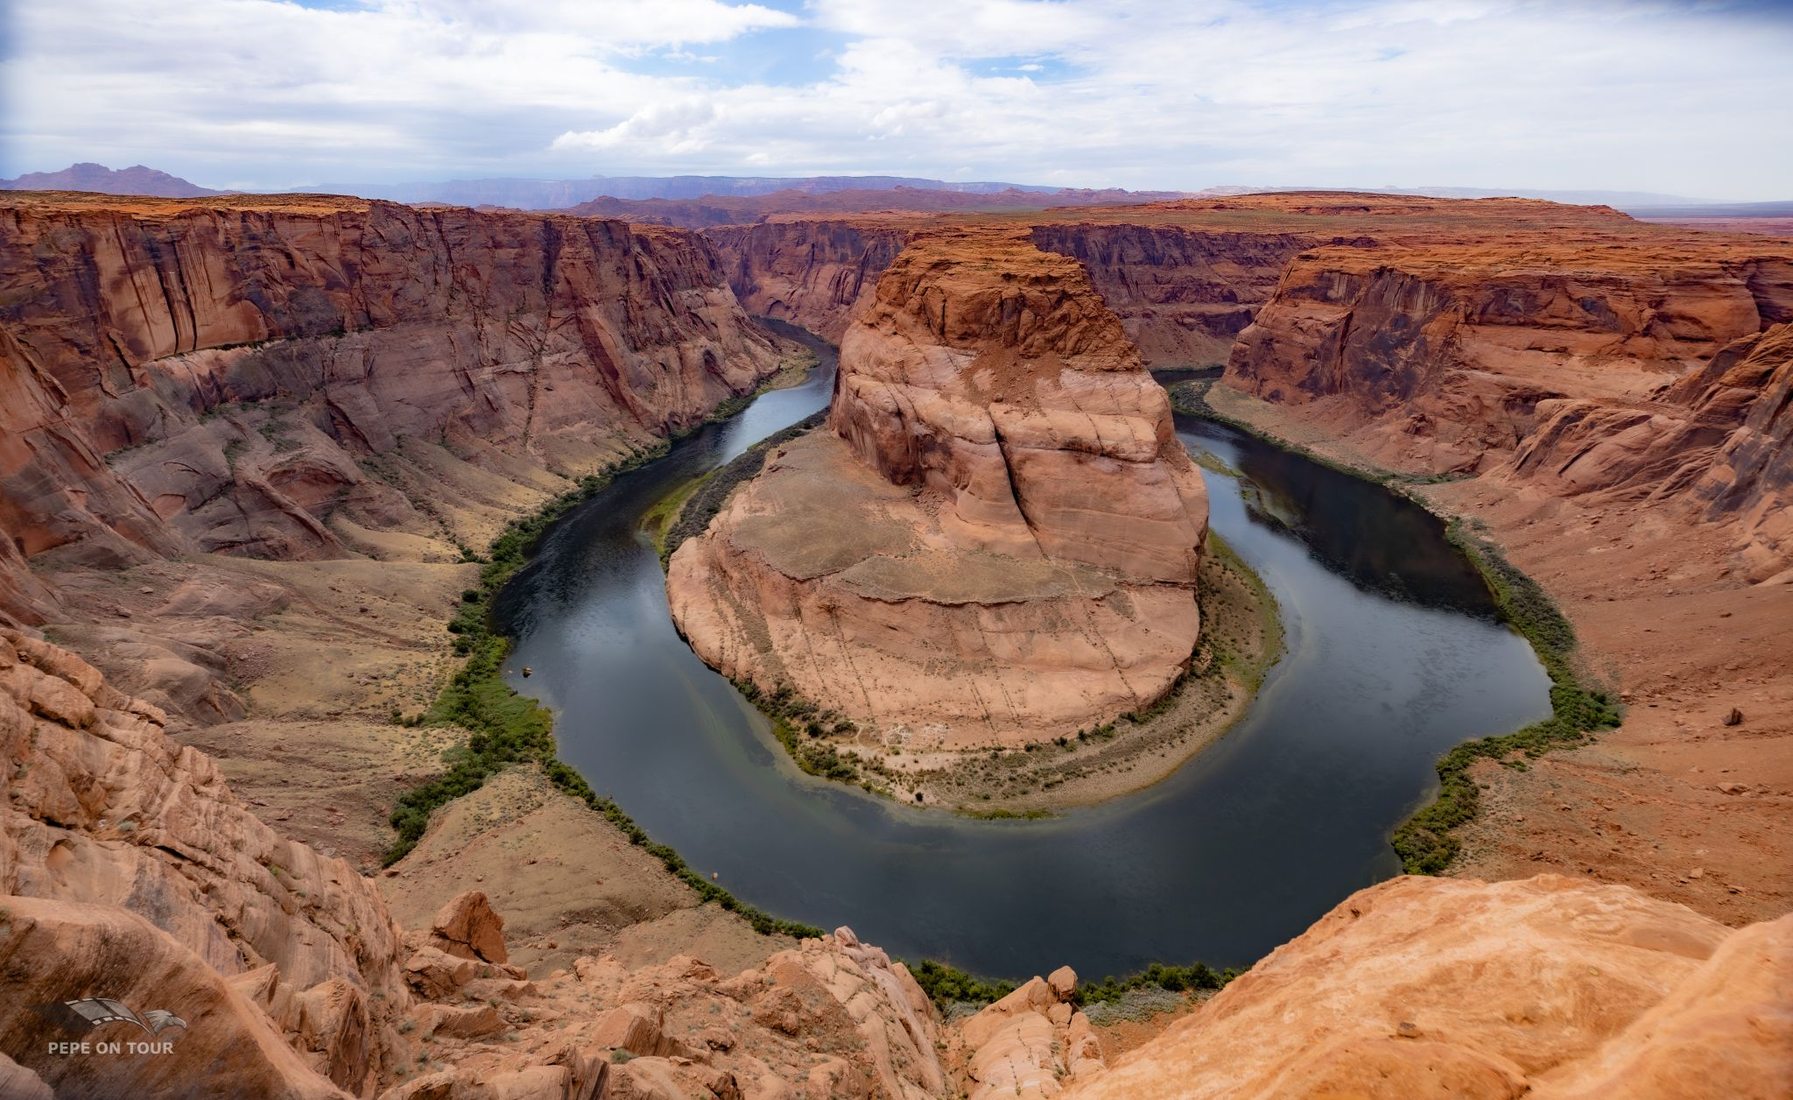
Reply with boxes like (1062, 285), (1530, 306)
(1063, 875), (1792, 1100)
(670, 230), (1208, 750)
(0, 627), (411, 1094)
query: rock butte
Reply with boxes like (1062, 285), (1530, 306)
(669, 229), (1209, 748)
(0, 188), (1788, 1096)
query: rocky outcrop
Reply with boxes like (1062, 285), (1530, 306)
(1503, 323), (1793, 579)
(0, 192), (782, 620)
(670, 230), (1208, 747)
(0, 627), (411, 1093)
(956, 966), (1104, 1100)
(706, 218), (911, 340)
(1063, 875), (1793, 1100)
(1225, 237), (1793, 475)
(377, 927), (951, 1100)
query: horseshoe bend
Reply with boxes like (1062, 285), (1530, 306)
(4, 13), (1793, 1094)
(667, 230), (1223, 796)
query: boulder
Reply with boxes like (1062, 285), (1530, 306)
(430, 891), (509, 965)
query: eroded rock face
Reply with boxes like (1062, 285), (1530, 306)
(670, 230), (1207, 747)
(1061, 875), (1793, 1100)
(706, 219), (911, 340)
(0, 192), (782, 619)
(0, 627), (410, 1093)
(1029, 222), (1312, 368)
(1224, 238), (1793, 477)
(1504, 323), (1793, 579)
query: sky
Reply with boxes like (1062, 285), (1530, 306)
(3, 0), (1791, 199)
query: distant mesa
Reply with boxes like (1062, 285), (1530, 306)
(0, 162), (219, 197)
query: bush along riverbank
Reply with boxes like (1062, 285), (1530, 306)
(384, 433), (823, 939)
(1391, 523), (1623, 873)
(1166, 378), (1623, 874)
(909, 956), (1242, 1012)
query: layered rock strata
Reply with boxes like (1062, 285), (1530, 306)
(1502, 323), (1793, 579)
(1224, 234), (1793, 474)
(670, 231), (1207, 748)
(0, 191), (782, 622)
(706, 217), (912, 340)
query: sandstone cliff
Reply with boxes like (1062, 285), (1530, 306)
(1029, 222), (1313, 367)
(705, 218), (911, 340)
(0, 627), (961, 1099)
(0, 627), (411, 1095)
(1224, 235), (1793, 473)
(0, 192), (782, 619)
(669, 230), (1207, 750)
(1062, 875), (1792, 1100)
(1503, 323), (1793, 580)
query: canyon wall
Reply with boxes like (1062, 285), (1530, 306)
(1502, 323), (1793, 578)
(0, 192), (783, 621)
(705, 218), (911, 340)
(1029, 222), (1314, 367)
(669, 230), (1208, 749)
(1225, 241), (1793, 469)
(1220, 232), (1793, 575)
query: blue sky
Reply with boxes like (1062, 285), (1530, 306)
(3, 0), (1790, 198)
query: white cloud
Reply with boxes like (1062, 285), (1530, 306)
(553, 98), (719, 152)
(4, 0), (1791, 199)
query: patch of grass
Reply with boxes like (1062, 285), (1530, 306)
(736, 678), (867, 785)
(640, 469), (715, 554)
(1390, 522), (1623, 874)
(957, 807), (1054, 821)
(382, 437), (823, 941)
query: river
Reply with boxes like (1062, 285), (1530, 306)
(494, 332), (1551, 979)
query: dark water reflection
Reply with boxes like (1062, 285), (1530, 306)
(496, 352), (1550, 979)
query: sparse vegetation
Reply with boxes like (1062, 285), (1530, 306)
(1075, 961), (1239, 1006)
(1391, 523), (1623, 873)
(382, 435), (823, 940)
(906, 957), (1239, 1011)
(660, 411), (826, 565)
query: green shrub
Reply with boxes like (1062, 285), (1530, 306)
(1391, 523), (1623, 873)
(379, 437), (823, 941)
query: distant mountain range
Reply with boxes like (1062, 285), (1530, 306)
(317, 174), (1079, 208)
(564, 185), (1189, 228)
(5, 163), (1785, 219)
(0, 162), (220, 197)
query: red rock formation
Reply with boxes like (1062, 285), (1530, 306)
(0, 627), (410, 1093)
(1503, 324), (1793, 579)
(1029, 223), (1314, 367)
(1224, 237), (1793, 474)
(705, 217), (911, 339)
(0, 192), (782, 615)
(670, 230), (1207, 747)
(1063, 875), (1793, 1100)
